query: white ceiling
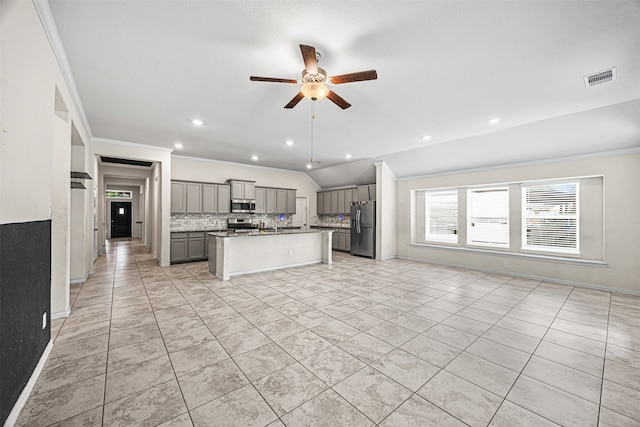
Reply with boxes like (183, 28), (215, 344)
(47, 1), (640, 186)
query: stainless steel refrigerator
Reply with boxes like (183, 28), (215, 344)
(350, 201), (375, 258)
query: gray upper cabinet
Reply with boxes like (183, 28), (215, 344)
(217, 185), (231, 213)
(202, 184), (218, 213)
(255, 187), (266, 213)
(330, 191), (338, 214)
(368, 184), (376, 201)
(171, 182), (186, 213)
(357, 185), (370, 202)
(337, 190), (345, 214)
(266, 188), (276, 213)
(317, 192), (324, 215)
(230, 180), (256, 200)
(276, 189), (287, 214)
(287, 189), (296, 214)
(323, 192), (331, 214)
(186, 183), (202, 213)
(344, 188), (354, 213)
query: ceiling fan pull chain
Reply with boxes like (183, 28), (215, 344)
(310, 102), (315, 163)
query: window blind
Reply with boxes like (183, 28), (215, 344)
(522, 182), (578, 253)
(467, 187), (509, 247)
(425, 191), (458, 243)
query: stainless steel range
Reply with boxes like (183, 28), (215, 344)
(227, 218), (259, 233)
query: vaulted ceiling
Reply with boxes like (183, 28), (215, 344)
(47, 1), (640, 186)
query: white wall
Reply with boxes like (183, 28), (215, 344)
(172, 155), (321, 216)
(396, 151), (640, 293)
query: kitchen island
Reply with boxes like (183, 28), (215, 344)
(208, 229), (333, 280)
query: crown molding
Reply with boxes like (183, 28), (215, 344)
(92, 137), (175, 153)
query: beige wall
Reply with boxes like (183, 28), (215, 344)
(376, 162), (397, 260)
(396, 152), (640, 293)
(172, 155), (321, 216)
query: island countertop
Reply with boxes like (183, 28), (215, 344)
(207, 229), (330, 238)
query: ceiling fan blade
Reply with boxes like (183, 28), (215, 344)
(329, 70), (378, 85)
(250, 76), (298, 84)
(300, 44), (318, 75)
(284, 92), (305, 109)
(327, 91), (351, 109)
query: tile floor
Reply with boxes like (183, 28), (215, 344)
(15, 239), (640, 426)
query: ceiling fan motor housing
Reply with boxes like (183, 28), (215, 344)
(302, 67), (327, 84)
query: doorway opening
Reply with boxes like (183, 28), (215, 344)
(110, 202), (132, 238)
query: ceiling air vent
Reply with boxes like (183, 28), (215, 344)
(584, 67), (616, 88)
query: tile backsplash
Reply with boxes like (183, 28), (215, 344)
(171, 213), (293, 232)
(314, 214), (351, 228)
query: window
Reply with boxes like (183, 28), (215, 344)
(522, 182), (578, 253)
(425, 191), (458, 243)
(106, 190), (132, 199)
(467, 187), (509, 247)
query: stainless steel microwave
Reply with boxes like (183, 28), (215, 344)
(231, 200), (256, 213)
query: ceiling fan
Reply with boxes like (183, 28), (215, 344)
(250, 44), (377, 109)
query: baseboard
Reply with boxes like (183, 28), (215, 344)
(51, 307), (71, 319)
(396, 255), (640, 296)
(3, 340), (53, 427)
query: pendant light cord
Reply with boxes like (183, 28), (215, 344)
(310, 102), (315, 164)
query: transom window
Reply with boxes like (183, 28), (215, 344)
(106, 190), (132, 199)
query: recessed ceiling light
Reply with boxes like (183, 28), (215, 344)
(488, 118), (501, 124)
(251, 155), (259, 161)
(285, 140), (294, 146)
(192, 119), (204, 126)
(306, 163), (312, 169)
(422, 135), (432, 141)
(345, 154), (352, 159)
(174, 143), (183, 149)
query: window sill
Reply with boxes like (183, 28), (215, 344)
(409, 242), (607, 267)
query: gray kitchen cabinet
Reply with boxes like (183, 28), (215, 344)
(346, 232), (351, 252)
(357, 185), (370, 201)
(330, 191), (338, 214)
(323, 192), (331, 214)
(230, 180), (256, 200)
(338, 231), (346, 251)
(202, 184), (218, 213)
(368, 184), (376, 201)
(276, 189), (287, 213)
(344, 188), (354, 213)
(255, 187), (266, 213)
(188, 232), (205, 260)
(217, 185), (231, 213)
(337, 190), (345, 214)
(170, 233), (188, 262)
(171, 182), (186, 213)
(332, 230), (339, 249)
(186, 182), (202, 213)
(266, 188), (276, 213)
(317, 192), (324, 214)
(287, 189), (296, 214)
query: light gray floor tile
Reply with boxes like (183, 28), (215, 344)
(551, 318), (608, 342)
(380, 394), (466, 426)
(601, 380), (640, 422)
(105, 354), (175, 403)
(277, 330), (332, 360)
(48, 407), (103, 427)
(259, 317), (306, 341)
(523, 355), (602, 403)
(103, 379), (187, 427)
(489, 400), (560, 427)
(598, 407), (640, 427)
(333, 367), (411, 424)
(177, 358), (249, 410)
(168, 339), (229, 377)
(157, 413), (193, 427)
(190, 384), (278, 427)
(370, 348), (439, 391)
(218, 327), (272, 356)
(365, 321), (418, 347)
(465, 338), (530, 372)
(388, 312), (437, 333)
(337, 332), (395, 364)
(33, 352), (107, 395)
(418, 370), (502, 427)
(543, 329), (606, 357)
(233, 342), (296, 382)
(281, 389), (375, 427)
(482, 325), (540, 353)
(534, 341), (604, 377)
(300, 345), (366, 386)
(495, 316), (548, 339)
(255, 362), (327, 416)
(424, 323), (478, 349)
(440, 314), (493, 336)
(507, 375), (599, 427)
(445, 352), (519, 397)
(107, 337), (166, 371)
(400, 334), (461, 367)
(162, 325), (216, 353)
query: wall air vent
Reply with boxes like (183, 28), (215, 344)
(584, 67), (616, 88)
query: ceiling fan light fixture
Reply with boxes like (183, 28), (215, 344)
(301, 82), (329, 101)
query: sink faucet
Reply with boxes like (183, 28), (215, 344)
(274, 213), (278, 234)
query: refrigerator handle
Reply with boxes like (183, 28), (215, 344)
(356, 209), (361, 233)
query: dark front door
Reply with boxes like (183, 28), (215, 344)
(111, 202), (132, 238)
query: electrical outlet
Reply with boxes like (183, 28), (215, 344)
(503, 261), (509, 269)
(42, 312), (47, 329)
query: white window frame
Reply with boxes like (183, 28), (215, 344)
(467, 186), (509, 248)
(425, 191), (458, 244)
(522, 181), (580, 254)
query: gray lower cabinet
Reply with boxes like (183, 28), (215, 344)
(171, 231), (208, 263)
(170, 233), (188, 263)
(332, 231), (339, 249)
